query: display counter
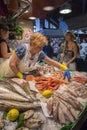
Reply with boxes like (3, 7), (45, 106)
(0, 69), (87, 130)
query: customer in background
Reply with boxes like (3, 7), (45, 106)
(0, 24), (11, 63)
(61, 31), (79, 71)
(46, 39), (53, 58)
(80, 39), (87, 60)
(57, 43), (63, 61)
(0, 32), (70, 81)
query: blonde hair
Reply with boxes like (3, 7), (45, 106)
(30, 32), (48, 47)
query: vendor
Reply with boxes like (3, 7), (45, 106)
(0, 24), (11, 63)
(0, 32), (70, 80)
(61, 31), (79, 71)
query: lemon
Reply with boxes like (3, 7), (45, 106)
(42, 90), (52, 98)
(7, 108), (19, 121)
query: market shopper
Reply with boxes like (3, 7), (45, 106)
(0, 24), (11, 63)
(0, 32), (70, 81)
(61, 31), (79, 71)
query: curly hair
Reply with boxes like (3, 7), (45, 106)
(30, 32), (48, 47)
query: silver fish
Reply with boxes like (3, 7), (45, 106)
(0, 87), (10, 93)
(4, 79), (33, 102)
(0, 81), (15, 91)
(25, 118), (43, 129)
(23, 110), (34, 120)
(0, 100), (40, 111)
(0, 92), (29, 102)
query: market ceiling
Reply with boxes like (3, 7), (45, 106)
(0, 0), (87, 27)
(0, 0), (69, 19)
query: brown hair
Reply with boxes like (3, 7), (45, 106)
(30, 32), (48, 47)
(0, 24), (9, 32)
(64, 32), (79, 54)
(64, 31), (76, 40)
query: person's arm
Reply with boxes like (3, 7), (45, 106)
(9, 44), (26, 78)
(43, 57), (68, 70)
(1, 42), (11, 58)
(41, 52), (71, 81)
(9, 53), (20, 74)
(60, 44), (66, 63)
(66, 44), (78, 67)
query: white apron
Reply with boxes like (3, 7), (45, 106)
(0, 44), (40, 78)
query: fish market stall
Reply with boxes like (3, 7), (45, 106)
(0, 65), (87, 130)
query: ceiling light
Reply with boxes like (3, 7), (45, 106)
(59, 3), (72, 14)
(29, 16), (36, 20)
(43, 6), (54, 11)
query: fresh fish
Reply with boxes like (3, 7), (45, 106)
(17, 127), (29, 130)
(0, 100), (40, 111)
(0, 81), (15, 91)
(0, 92), (29, 102)
(0, 87), (11, 93)
(22, 82), (30, 95)
(4, 79), (33, 102)
(58, 102), (66, 125)
(25, 118), (43, 129)
(60, 99), (78, 120)
(23, 110), (34, 120)
(54, 92), (81, 110)
(53, 97), (59, 121)
(59, 102), (74, 123)
(47, 97), (53, 115)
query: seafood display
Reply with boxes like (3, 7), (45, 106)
(0, 79), (40, 111)
(35, 75), (68, 91)
(73, 76), (87, 83)
(47, 81), (87, 125)
(0, 69), (87, 130)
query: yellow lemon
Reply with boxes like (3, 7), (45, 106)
(7, 108), (19, 121)
(42, 90), (52, 98)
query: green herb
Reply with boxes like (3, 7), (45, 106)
(0, 77), (3, 80)
(3, 111), (7, 119)
(60, 123), (74, 130)
(16, 113), (25, 129)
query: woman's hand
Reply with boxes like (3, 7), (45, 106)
(66, 62), (70, 67)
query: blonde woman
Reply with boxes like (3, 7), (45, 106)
(61, 32), (79, 71)
(0, 32), (70, 80)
